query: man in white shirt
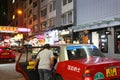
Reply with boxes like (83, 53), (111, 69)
(34, 44), (54, 80)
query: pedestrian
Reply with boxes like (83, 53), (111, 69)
(34, 44), (54, 80)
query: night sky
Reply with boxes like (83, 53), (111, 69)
(0, 0), (8, 26)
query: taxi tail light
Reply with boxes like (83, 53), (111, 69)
(82, 69), (92, 80)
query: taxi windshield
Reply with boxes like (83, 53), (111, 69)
(66, 45), (104, 60)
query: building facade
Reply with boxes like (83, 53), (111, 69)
(8, 0), (24, 27)
(22, 0), (74, 44)
(74, 0), (120, 58)
(21, 0), (120, 58)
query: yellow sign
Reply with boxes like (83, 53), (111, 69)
(106, 67), (117, 77)
(28, 61), (35, 65)
(27, 61), (35, 70)
(27, 66), (34, 69)
(0, 26), (18, 33)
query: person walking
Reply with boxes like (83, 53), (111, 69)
(34, 44), (54, 80)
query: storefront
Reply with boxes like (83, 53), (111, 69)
(73, 28), (109, 53)
(44, 29), (73, 44)
(58, 29), (72, 44)
(114, 26), (120, 54)
(44, 30), (59, 44)
(37, 34), (45, 45)
(75, 25), (120, 58)
(89, 28), (108, 52)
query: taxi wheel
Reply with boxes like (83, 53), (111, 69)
(54, 75), (63, 80)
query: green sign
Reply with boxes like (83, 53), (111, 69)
(94, 72), (104, 80)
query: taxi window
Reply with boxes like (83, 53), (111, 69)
(18, 46), (43, 62)
(67, 46), (87, 60)
(87, 47), (104, 57)
(66, 45), (104, 60)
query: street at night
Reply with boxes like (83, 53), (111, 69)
(0, 62), (24, 80)
(0, 0), (120, 80)
(0, 52), (25, 80)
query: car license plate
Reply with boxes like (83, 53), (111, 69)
(1, 53), (9, 55)
(106, 67), (117, 77)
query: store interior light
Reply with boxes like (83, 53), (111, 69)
(105, 31), (111, 35)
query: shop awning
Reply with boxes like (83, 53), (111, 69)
(73, 20), (120, 32)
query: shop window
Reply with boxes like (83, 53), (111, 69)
(115, 31), (120, 53)
(99, 35), (108, 53)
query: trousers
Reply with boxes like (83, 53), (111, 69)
(38, 69), (52, 80)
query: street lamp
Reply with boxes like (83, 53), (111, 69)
(17, 9), (22, 15)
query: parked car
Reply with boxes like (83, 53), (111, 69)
(16, 44), (120, 80)
(0, 46), (16, 62)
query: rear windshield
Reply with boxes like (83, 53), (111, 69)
(0, 47), (11, 51)
(66, 45), (104, 60)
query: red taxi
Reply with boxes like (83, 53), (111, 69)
(54, 44), (120, 80)
(0, 46), (16, 62)
(16, 44), (120, 80)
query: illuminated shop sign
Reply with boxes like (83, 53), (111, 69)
(0, 26), (31, 33)
(18, 28), (31, 32)
(37, 34), (44, 39)
(0, 26), (17, 33)
(60, 30), (70, 35)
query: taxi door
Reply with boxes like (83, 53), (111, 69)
(16, 45), (60, 80)
(16, 46), (41, 80)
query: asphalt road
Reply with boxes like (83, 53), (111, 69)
(0, 51), (25, 80)
(0, 61), (25, 80)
